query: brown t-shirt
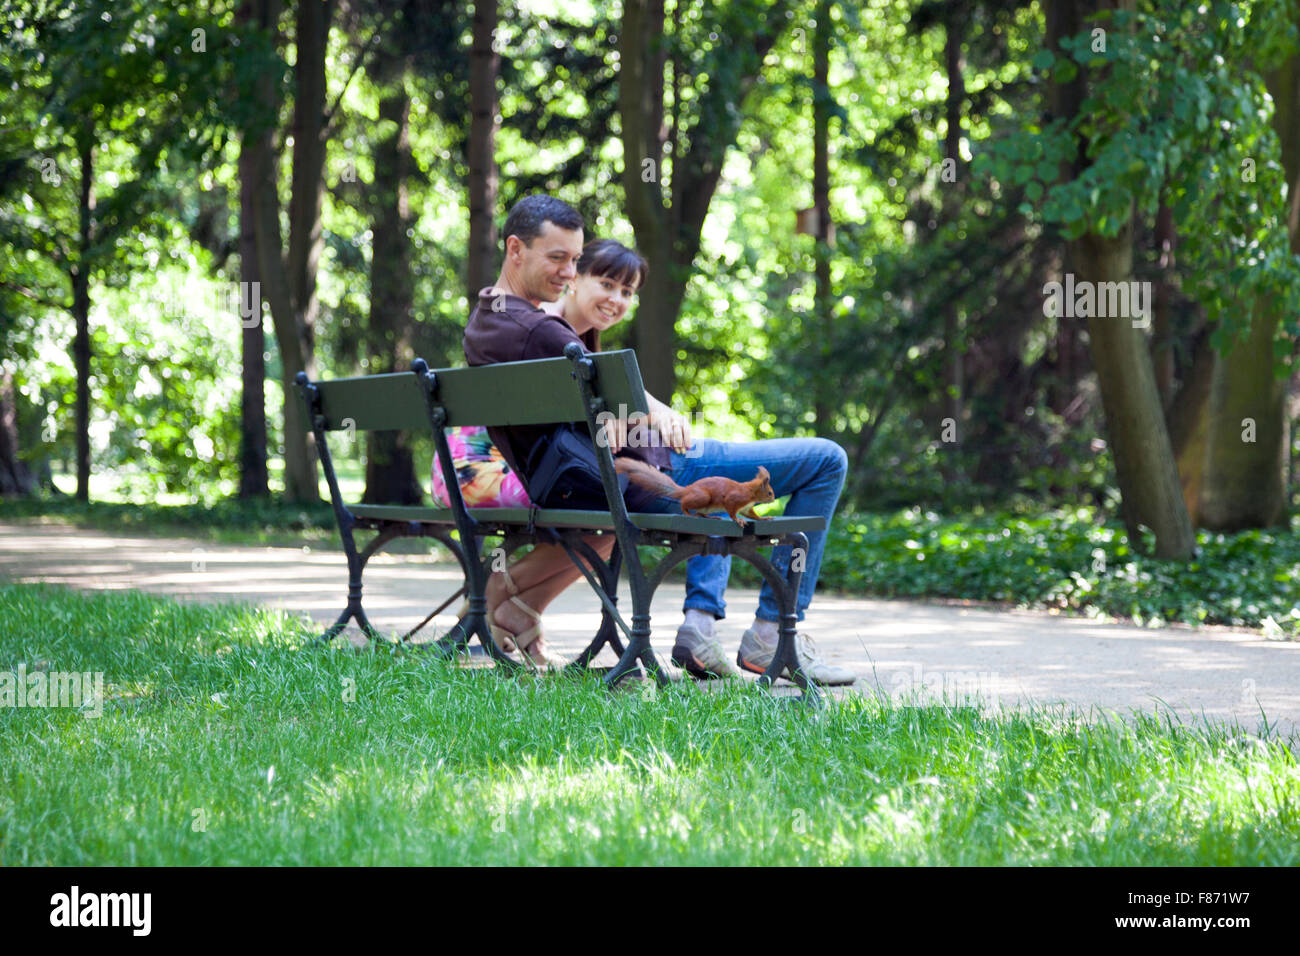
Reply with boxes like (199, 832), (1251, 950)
(462, 287), (670, 481)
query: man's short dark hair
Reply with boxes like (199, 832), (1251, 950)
(502, 194), (584, 247)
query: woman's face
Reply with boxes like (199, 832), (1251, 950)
(568, 271), (639, 333)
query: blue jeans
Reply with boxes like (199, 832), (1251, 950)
(646, 437), (847, 623)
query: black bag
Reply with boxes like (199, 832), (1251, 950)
(523, 423), (629, 509)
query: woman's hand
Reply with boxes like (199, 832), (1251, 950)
(600, 415), (629, 453)
(646, 393), (693, 453)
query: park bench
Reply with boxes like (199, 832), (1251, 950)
(294, 343), (826, 700)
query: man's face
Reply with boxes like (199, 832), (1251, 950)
(508, 221), (583, 304)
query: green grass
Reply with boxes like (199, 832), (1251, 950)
(1, 583), (1297, 865)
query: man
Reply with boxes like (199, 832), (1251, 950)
(464, 194), (854, 685)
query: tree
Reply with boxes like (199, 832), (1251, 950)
(236, 0), (271, 499)
(467, 0), (500, 297)
(358, 2), (423, 505)
(1199, 0), (1300, 530)
(809, 0), (835, 435)
(0, 1), (236, 501)
(1045, 0), (1193, 558)
(619, 0), (793, 399)
(246, 0), (336, 503)
(0, 368), (37, 497)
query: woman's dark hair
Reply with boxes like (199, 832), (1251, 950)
(576, 238), (648, 289)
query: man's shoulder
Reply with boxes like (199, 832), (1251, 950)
(465, 289), (582, 365)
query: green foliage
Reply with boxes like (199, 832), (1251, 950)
(978, 0), (1300, 352)
(0, 496), (336, 547)
(2, 581), (1296, 865)
(790, 507), (1300, 632)
(3, 0), (1298, 524)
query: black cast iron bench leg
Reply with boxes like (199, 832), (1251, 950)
(601, 531), (820, 704)
(315, 524), (404, 645)
(735, 532), (820, 706)
(560, 536), (628, 671)
(602, 538), (705, 691)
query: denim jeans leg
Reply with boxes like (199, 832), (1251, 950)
(668, 436), (847, 623)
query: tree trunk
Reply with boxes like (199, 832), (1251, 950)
(1075, 224), (1195, 558)
(236, 0), (269, 500)
(466, 0), (500, 298)
(238, 150), (269, 499)
(1049, 0), (1193, 558)
(0, 369), (36, 497)
(941, 7), (966, 476)
(619, 0), (675, 398)
(1167, 328), (1214, 522)
(619, 0), (793, 400)
(812, 0), (834, 434)
(247, 0), (324, 503)
(287, 0), (334, 369)
(73, 126), (95, 503)
(1197, 25), (1300, 530)
(362, 79), (422, 505)
(1199, 302), (1289, 529)
(1151, 202), (1175, 408)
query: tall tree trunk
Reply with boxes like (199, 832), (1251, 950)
(1076, 224), (1195, 557)
(1151, 202), (1176, 408)
(287, 0), (334, 369)
(466, 0), (500, 298)
(73, 125), (95, 503)
(362, 78), (422, 505)
(620, 0), (792, 399)
(1198, 25), (1300, 530)
(941, 6), (966, 476)
(248, 0), (327, 503)
(619, 0), (675, 398)
(1167, 328), (1214, 522)
(238, 150), (269, 499)
(811, 0), (833, 434)
(1050, 0), (1193, 558)
(237, 0), (269, 500)
(0, 369), (36, 497)
(1200, 304), (1288, 529)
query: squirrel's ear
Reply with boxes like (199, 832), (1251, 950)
(757, 466), (770, 479)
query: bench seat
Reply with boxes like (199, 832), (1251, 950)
(347, 504), (825, 538)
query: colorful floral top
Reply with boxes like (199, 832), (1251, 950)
(431, 425), (532, 508)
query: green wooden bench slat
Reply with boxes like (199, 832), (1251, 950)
(431, 350), (649, 428)
(348, 503), (824, 538)
(311, 351), (649, 432)
(315, 372), (430, 432)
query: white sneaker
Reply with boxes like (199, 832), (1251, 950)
(737, 629), (856, 686)
(671, 624), (738, 680)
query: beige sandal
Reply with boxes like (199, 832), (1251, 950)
(488, 566), (567, 672)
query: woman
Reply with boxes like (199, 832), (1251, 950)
(436, 238), (692, 669)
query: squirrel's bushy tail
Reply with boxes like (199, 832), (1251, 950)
(613, 456), (685, 499)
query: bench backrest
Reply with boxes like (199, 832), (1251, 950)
(306, 350), (648, 433)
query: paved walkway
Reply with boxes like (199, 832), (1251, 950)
(2, 521), (1298, 739)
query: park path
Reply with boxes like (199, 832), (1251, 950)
(1, 520), (1298, 739)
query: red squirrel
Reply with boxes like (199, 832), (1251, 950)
(614, 457), (775, 525)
